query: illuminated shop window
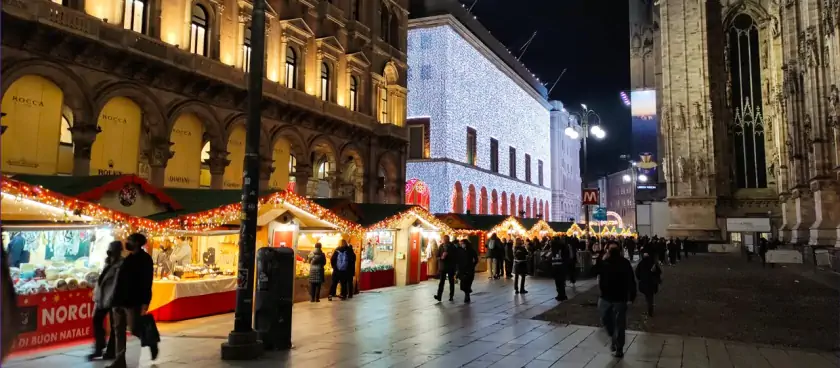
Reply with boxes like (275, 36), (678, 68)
(190, 4), (208, 56)
(285, 47), (297, 88)
(59, 116), (73, 146)
(242, 26), (252, 73)
(320, 62), (331, 102)
(349, 76), (359, 111)
(123, 0), (147, 34)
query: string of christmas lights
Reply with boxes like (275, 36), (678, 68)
(365, 206), (455, 235)
(0, 177), (164, 237)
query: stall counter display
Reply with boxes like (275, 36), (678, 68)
(148, 234), (239, 321)
(358, 232), (396, 291)
(2, 228), (112, 352)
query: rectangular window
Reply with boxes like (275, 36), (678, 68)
(466, 128), (477, 165)
(123, 0), (146, 33)
(509, 147), (516, 178)
(242, 26), (252, 73)
(420, 65), (432, 80)
(379, 87), (388, 123)
(490, 138), (499, 173)
(525, 154), (532, 182)
(409, 125), (425, 159)
(538, 160), (544, 186)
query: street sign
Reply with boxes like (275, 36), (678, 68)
(592, 207), (608, 221)
(582, 189), (600, 205)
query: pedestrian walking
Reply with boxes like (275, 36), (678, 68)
(626, 237), (636, 261)
(504, 238), (514, 279)
(457, 238), (479, 303)
(667, 238), (678, 265)
(513, 238), (529, 294)
(567, 236), (578, 286)
(682, 237), (690, 259)
(486, 233), (501, 279)
(550, 237), (568, 301)
(346, 243), (357, 299)
(108, 233), (157, 368)
(88, 241), (122, 361)
(434, 235), (459, 302)
(328, 240), (353, 300)
(493, 237), (505, 278)
(308, 243), (327, 302)
(592, 241), (636, 358)
(634, 250), (661, 317)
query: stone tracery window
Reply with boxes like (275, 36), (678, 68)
(728, 13), (767, 188)
(190, 4), (209, 56)
(285, 47), (298, 89)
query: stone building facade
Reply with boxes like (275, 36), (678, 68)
(550, 101), (582, 223)
(630, 0), (840, 246)
(1, 0), (409, 204)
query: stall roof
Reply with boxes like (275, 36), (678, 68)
(313, 199), (417, 227)
(517, 218), (540, 230)
(146, 188), (277, 221)
(9, 174), (182, 211)
(435, 214), (511, 231)
(548, 221), (575, 232)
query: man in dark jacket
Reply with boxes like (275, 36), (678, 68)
(329, 240), (354, 300)
(435, 235), (459, 302)
(457, 239), (479, 303)
(108, 233), (156, 368)
(503, 239), (514, 278)
(592, 241), (636, 358)
(550, 237), (569, 301)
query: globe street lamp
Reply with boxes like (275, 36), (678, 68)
(566, 103), (605, 236)
(622, 174), (632, 183)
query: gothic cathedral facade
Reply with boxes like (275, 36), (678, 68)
(630, 0), (840, 246)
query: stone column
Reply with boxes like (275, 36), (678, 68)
(292, 164), (311, 197)
(779, 194), (796, 242)
(259, 156), (275, 191)
(809, 180), (840, 246)
(70, 124), (100, 176)
(205, 149), (230, 190)
(790, 187), (815, 244)
(147, 139), (174, 187)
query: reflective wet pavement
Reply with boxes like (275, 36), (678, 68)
(6, 275), (838, 368)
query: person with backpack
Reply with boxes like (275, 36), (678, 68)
(434, 235), (459, 302)
(512, 238), (529, 294)
(457, 238), (479, 303)
(329, 240), (352, 301)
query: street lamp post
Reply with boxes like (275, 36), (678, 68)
(221, 0), (266, 361)
(566, 104), (605, 239)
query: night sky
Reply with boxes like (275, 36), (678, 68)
(459, 0), (631, 180)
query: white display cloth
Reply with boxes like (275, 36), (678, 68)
(149, 276), (236, 311)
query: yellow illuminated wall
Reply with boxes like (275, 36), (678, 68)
(1, 75), (64, 175)
(269, 139), (292, 190)
(160, 0), (189, 47)
(85, 0), (122, 25)
(224, 125), (246, 189)
(166, 114), (204, 188)
(90, 97), (142, 175)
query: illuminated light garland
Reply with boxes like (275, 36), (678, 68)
(0, 177), (165, 237)
(620, 91), (631, 107)
(528, 220), (554, 236)
(407, 25), (552, 215)
(160, 190), (364, 237)
(365, 206), (455, 235)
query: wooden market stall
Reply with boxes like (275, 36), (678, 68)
(314, 200), (454, 290)
(526, 219), (555, 239)
(159, 190), (363, 308)
(1, 176), (160, 353)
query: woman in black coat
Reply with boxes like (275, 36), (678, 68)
(635, 250), (662, 317)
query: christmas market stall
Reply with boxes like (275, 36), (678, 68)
(1, 176), (160, 353)
(160, 191), (363, 306)
(548, 221), (575, 236)
(435, 214), (527, 274)
(315, 201), (452, 290)
(526, 219), (555, 238)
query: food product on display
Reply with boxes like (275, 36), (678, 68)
(10, 262), (103, 296)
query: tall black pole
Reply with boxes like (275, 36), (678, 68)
(581, 114), (590, 240)
(221, 0), (265, 360)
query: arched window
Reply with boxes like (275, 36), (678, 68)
(242, 26), (252, 72)
(190, 4), (209, 56)
(285, 47), (297, 89)
(728, 13), (767, 188)
(389, 12), (400, 49)
(289, 154), (297, 173)
(316, 156), (330, 180)
(51, 0), (68, 5)
(320, 62), (331, 102)
(379, 86), (388, 123)
(123, 0), (147, 33)
(380, 2), (390, 42)
(349, 76), (359, 111)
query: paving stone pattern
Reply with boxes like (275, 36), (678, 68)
(5, 272), (838, 368)
(536, 254), (840, 351)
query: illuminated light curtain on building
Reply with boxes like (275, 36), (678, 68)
(728, 13), (767, 188)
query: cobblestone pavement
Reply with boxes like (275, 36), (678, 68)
(6, 273), (839, 368)
(536, 253), (840, 351)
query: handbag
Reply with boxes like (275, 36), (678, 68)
(136, 314), (161, 347)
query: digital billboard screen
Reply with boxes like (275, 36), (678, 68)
(631, 90), (658, 190)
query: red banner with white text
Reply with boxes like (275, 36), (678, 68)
(11, 290), (96, 352)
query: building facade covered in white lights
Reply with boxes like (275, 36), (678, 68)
(405, 0), (552, 218)
(550, 102), (582, 222)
